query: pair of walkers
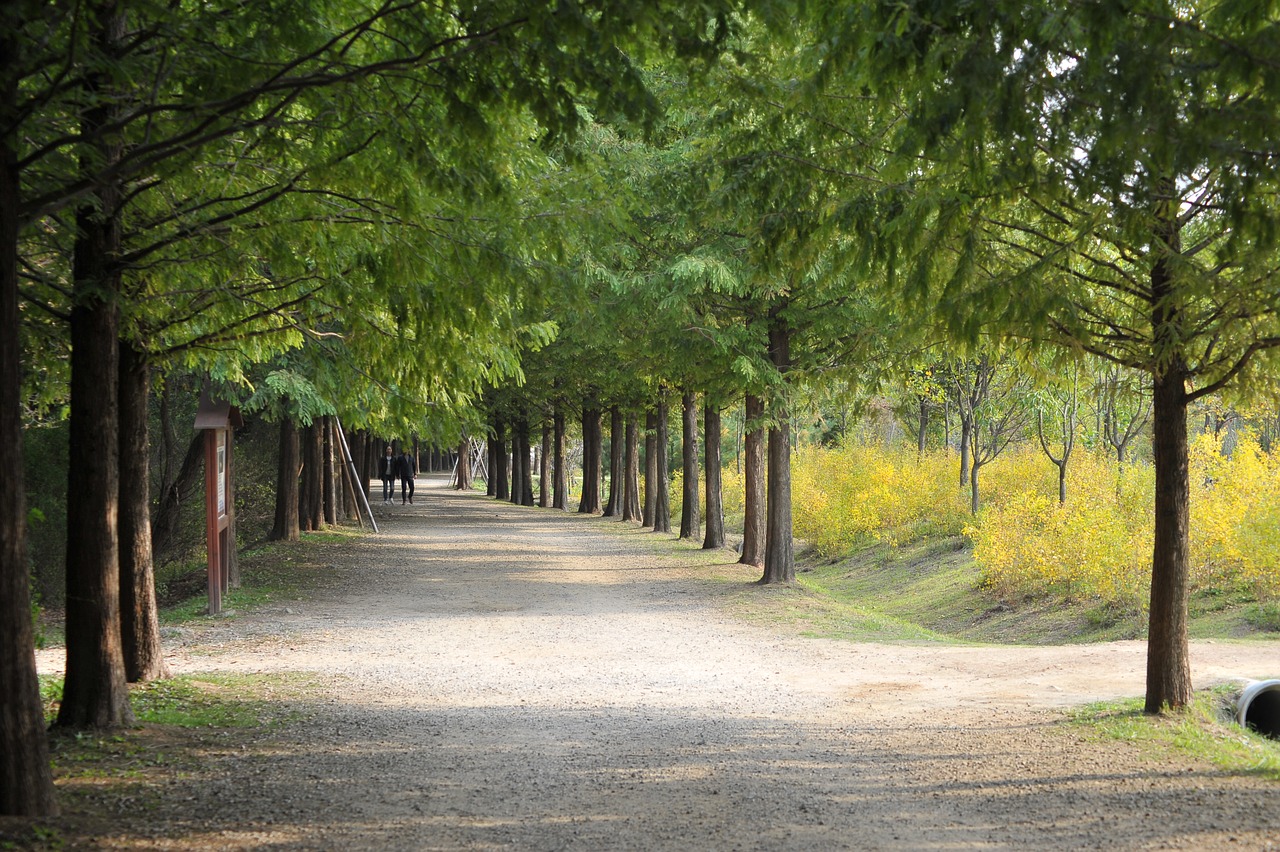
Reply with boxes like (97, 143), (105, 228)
(379, 446), (417, 505)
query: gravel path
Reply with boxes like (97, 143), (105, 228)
(38, 475), (1280, 849)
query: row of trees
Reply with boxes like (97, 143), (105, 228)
(466, 0), (1280, 723)
(7, 0), (1280, 819)
(3, 0), (757, 817)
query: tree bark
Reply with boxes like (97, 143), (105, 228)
(578, 406), (603, 514)
(703, 403), (725, 550)
(739, 394), (765, 567)
(270, 418), (301, 542)
(322, 416), (337, 526)
(623, 413), (641, 522)
(494, 418), (509, 501)
(485, 434), (497, 496)
(538, 423), (551, 507)
(455, 436), (472, 490)
(1145, 193), (1193, 713)
(553, 409), (568, 510)
(969, 454), (983, 516)
(58, 1), (134, 726)
(679, 391), (700, 540)
(510, 420), (524, 505)
(0, 38), (58, 808)
(642, 410), (657, 526)
(603, 407), (623, 516)
(117, 344), (167, 682)
(300, 421), (323, 529)
(917, 397), (929, 455)
(760, 314), (794, 584)
(1146, 367), (1192, 712)
(654, 396), (671, 534)
(517, 419), (535, 507)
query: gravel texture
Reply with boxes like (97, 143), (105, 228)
(29, 474), (1280, 850)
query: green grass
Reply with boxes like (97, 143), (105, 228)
(768, 534), (1280, 646)
(1070, 687), (1280, 781)
(39, 672), (314, 728)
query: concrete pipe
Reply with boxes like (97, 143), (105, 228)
(1236, 679), (1280, 739)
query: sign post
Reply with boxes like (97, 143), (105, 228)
(195, 394), (242, 615)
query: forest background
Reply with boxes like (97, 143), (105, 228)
(5, 0), (1280, 818)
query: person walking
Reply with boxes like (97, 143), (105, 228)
(398, 448), (417, 505)
(380, 445), (397, 505)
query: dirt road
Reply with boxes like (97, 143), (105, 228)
(35, 475), (1280, 849)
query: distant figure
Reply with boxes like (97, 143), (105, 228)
(380, 445), (397, 505)
(398, 449), (417, 505)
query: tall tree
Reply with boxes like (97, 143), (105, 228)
(739, 393), (766, 567)
(0, 0), (57, 813)
(838, 0), (1280, 710)
(702, 401), (726, 549)
(679, 391), (701, 540)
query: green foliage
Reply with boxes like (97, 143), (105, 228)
(39, 672), (309, 730)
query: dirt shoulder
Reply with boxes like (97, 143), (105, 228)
(25, 475), (1280, 850)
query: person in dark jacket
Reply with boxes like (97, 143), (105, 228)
(397, 449), (417, 504)
(380, 445), (397, 505)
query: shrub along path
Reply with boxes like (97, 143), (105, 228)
(32, 475), (1280, 849)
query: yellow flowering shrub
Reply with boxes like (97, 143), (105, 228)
(1189, 432), (1280, 598)
(972, 433), (1280, 607)
(791, 443), (969, 555)
(968, 449), (1154, 608)
(703, 430), (1280, 608)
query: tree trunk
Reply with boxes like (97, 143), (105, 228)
(679, 391), (700, 540)
(518, 420), (535, 507)
(654, 396), (671, 534)
(578, 406), (603, 514)
(117, 344), (167, 682)
(270, 418), (301, 542)
(760, 316), (794, 584)
(322, 416), (337, 526)
(958, 411), (972, 489)
(1145, 190), (1193, 712)
(553, 409), (568, 510)
(740, 394), (765, 567)
(341, 431), (358, 515)
(917, 397), (928, 456)
(703, 403), (725, 550)
(623, 413), (641, 522)
(58, 12), (134, 725)
(969, 458), (982, 515)
(604, 407), (623, 516)
(494, 418), (509, 501)
(300, 421), (323, 529)
(486, 434), (497, 496)
(0, 45), (58, 808)
(1146, 368), (1192, 712)
(509, 421), (524, 505)
(456, 437), (472, 490)
(643, 409), (657, 527)
(539, 424), (551, 507)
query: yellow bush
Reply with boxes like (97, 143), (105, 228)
(971, 433), (1280, 608)
(1189, 432), (1280, 598)
(791, 443), (969, 556)
(706, 430), (1280, 608)
(968, 450), (1153, 608)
